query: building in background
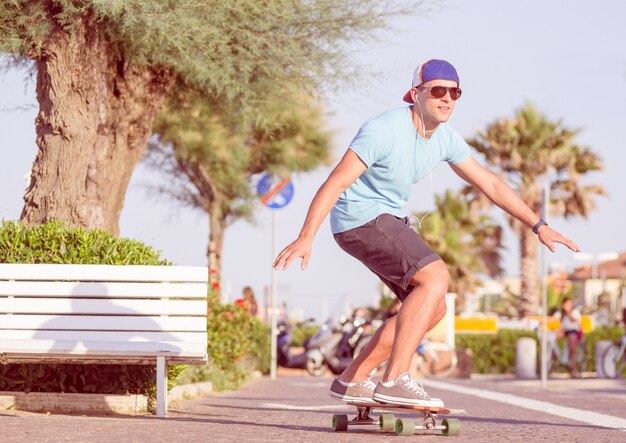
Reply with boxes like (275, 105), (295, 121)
(568, 251), (625, 312)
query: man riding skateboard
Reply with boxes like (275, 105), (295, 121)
(273, 59), (580, 408)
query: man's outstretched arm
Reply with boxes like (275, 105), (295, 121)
(273, 149), (367, 271)
(449, 157), (581, 253)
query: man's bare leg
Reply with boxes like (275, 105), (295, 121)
(337, 261), (448, 382)
(384, 260), (449, 381)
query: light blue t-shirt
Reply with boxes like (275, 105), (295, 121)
(330, 106), (471, 234)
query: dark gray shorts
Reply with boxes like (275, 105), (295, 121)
(333, 214), (441, 301)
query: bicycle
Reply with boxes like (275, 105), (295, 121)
(416, 338), (458, 379)
(545, 331), (587, 375)
(601, 334), (626, 379)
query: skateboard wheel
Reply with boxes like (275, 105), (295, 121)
(395, 418), (415, 436)
(379, 413), (396, 431)
(332, 414), (349, 432)
(442, 418), (461, 436)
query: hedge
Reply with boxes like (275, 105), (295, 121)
(457, 326), (625, 374)
(175, 293), (271, 391)
(0, 220), (176, 409)
(0, 220), (272, 405)
(456, 329), (538, 374)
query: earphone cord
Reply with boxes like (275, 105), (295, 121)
(413, 98), (434, 232)
(415, 172), (434, 232)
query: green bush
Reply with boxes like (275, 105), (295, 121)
(0, 363), (156, 394)
(583, 325), (625, 372)
(457, 326), (625, 374)
(0, 220), (181, 405)
(176, 293), (271, 391)
(456, 329), (538, 374)
(248, 318), (271, 375)
(0, 219), (169, 265)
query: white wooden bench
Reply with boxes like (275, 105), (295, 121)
(0, 263), (208, 417)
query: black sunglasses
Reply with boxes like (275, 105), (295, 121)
(418, 85), (462, 101)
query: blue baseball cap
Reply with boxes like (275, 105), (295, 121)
(402, 59), (460, 103)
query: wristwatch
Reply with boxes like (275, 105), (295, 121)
(532, 218), (548, 234)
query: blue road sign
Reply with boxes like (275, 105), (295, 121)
(257, 173), (294, 209)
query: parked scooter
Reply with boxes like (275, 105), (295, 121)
(305, 306), (372, 376)
(277, 319), (314, 370)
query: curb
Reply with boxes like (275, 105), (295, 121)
(167, 381), (214, 406)
(0, 381), (213, 415)
(0, 391), (148, 414)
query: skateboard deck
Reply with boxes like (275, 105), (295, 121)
(331, 401), (461, 436)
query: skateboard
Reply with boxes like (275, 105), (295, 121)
(331, 401), (461, 436)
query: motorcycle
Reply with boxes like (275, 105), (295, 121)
(305, 301), (372, 376)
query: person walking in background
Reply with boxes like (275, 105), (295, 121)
(274, 59), (580, 408)
(554, 296), (583, 377)
(236, 286), (259, 317)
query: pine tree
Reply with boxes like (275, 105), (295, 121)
(145, 90), (332, 289)
(0, 0), (425, 234)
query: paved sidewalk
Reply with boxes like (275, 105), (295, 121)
(1, 374), (625, 442)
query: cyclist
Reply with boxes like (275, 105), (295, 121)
(554, 296), (583, 377)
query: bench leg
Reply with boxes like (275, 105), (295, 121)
(156, 356), (168, 417)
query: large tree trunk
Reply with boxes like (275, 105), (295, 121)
(207, 198), (226, 296)
(448, 269), (467, 315)
(21, 12), (173, 235)
(518, 222), (539, 316)
(512, 183), (542, 317)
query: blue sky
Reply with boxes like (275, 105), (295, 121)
(1, 0), (624, 320)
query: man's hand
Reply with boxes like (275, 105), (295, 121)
(537, 225), (580, 253)
(273, 236), (313, 271)
(272, 149), (367, 272)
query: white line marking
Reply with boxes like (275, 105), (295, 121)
(421, 379), (626, 431)
(260, 403), (350, 411)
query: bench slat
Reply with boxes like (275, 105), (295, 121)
(0, 264), (209, 374)
(0, 330), (207, 344)
(0, 339), (207, 357)
(0, 356), (207, 365)
(0, 264), (208, 283)
(0, 281), (207, 298)
(0, 298), (206, 316)
(0, 315), (206, 332)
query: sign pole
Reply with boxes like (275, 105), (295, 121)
(270, 210), (278, 380)
(256, 172), (294, 380)
(540, 181), (550, 388)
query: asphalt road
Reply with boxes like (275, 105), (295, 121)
(2, 373), (625, 442)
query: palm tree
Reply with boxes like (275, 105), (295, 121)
(413, 189), (504, 312)
(466, 102), (605, 316)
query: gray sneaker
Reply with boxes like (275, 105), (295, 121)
(329, 377), (377, 404)
(372, 372), (444, 408)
